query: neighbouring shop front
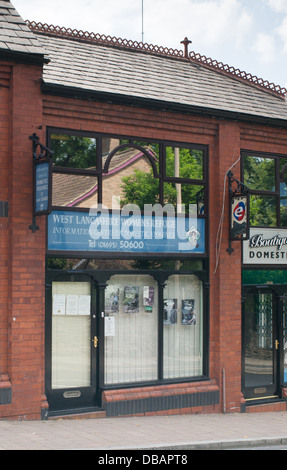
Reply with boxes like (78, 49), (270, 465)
(241, 150), (287, 405)
(45, 128), (210, 415)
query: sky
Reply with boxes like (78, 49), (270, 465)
(11, 0), (287, 89)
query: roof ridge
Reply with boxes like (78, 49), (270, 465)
(26, 20), (287, 99)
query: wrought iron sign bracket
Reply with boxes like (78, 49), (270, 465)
(29, 133), (53, 233)
(227, 170), (250, 255)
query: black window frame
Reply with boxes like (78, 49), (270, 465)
(241, 149), (287, 228)
(46, 127), (210, 387)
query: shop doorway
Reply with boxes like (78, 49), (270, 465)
(45, 272), (103, 414)
(242, 285), (287, 402)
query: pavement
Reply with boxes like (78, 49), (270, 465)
(0, 411), (287, 450)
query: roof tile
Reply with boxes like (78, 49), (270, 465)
(35, 34), (287, 122)
(0, 1), (46, 56)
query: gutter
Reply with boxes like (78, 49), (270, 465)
(41, 82), (287, 130)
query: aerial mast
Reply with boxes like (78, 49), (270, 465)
(141, 0), (144, 43)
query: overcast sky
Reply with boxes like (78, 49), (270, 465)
(12, 0), (287, 89)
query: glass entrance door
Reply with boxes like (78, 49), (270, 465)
(46, 274), (99, 414)
(242, 287), (279, 400)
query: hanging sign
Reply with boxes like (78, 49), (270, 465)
(29, 134), (53, 232)
(34, 158), (52, 215)
(230, 194), (249, 240)
(228, 170), (249, 242)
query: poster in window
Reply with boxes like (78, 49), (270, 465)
(143, 286), (154, 312)
(105, 286), (119, 314)
(123, 286), (139, 313)
(163, 299), (177, 325)
(182, 299), (196, 325)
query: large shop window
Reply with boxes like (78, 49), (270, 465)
(104, 274), (158, 384)
(242, 151), (287, 227)
(104, 273), (204, 385)
(163, 275), (203, 379)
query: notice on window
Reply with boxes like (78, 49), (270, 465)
(105, 316), (115, 336)
(79, 295), (91, 315)
(53, 294), (66, 315)
(66, 295), (79, 315)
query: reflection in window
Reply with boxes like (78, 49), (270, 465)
(243, 155), (275, 192)
(249, 195), (276, 227)
(52, 173), (98, 208)
(165, 147), (204, 180)
(106, 144), (159, 210)
(163, 275), (203, 379)
(163, 182), (204, 214)
(51, 133), (97, 169)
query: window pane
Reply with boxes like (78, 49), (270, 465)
(242, 270), (287, 285)
(51, 133), (97, 169)
(104, 274), (158, 384)
(163, 275), (203, 379)
(52, 282), (91, 389)
(104, 145), (159, 210)
(163, 182), (204, 214)
(243, 293), (274, 389)
(249, 195), (277, 226)
(165, 146), (204, 180)
(283, 295), (287, 383)
(243, 155), (275, 192)
(52, 172), (98, 208)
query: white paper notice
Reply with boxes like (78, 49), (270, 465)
(105, 316), (115, 336)
(79, 295), (91, 315)
(66, 295), (79, 315)
(53, 294), (66, 315)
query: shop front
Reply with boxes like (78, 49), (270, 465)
(241, 150), (287, 406)
(44, 129), (211, 416)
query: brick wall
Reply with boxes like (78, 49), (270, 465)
(0, 63), (11, 408)
(0, 61), (47, 419)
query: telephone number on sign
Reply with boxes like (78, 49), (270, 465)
(88, 240), (145, 250)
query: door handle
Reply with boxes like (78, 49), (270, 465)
(92, 336), (98, 348)
(275, 339), (279, 350)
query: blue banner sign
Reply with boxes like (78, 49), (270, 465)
(35, 160), (51, 215)
(47, 210), (205, 255)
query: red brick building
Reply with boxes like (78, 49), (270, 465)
(1, 0), (287, 420)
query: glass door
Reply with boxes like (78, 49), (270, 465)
(46, 273), (100, 414)
(242, 287), (279, 400)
